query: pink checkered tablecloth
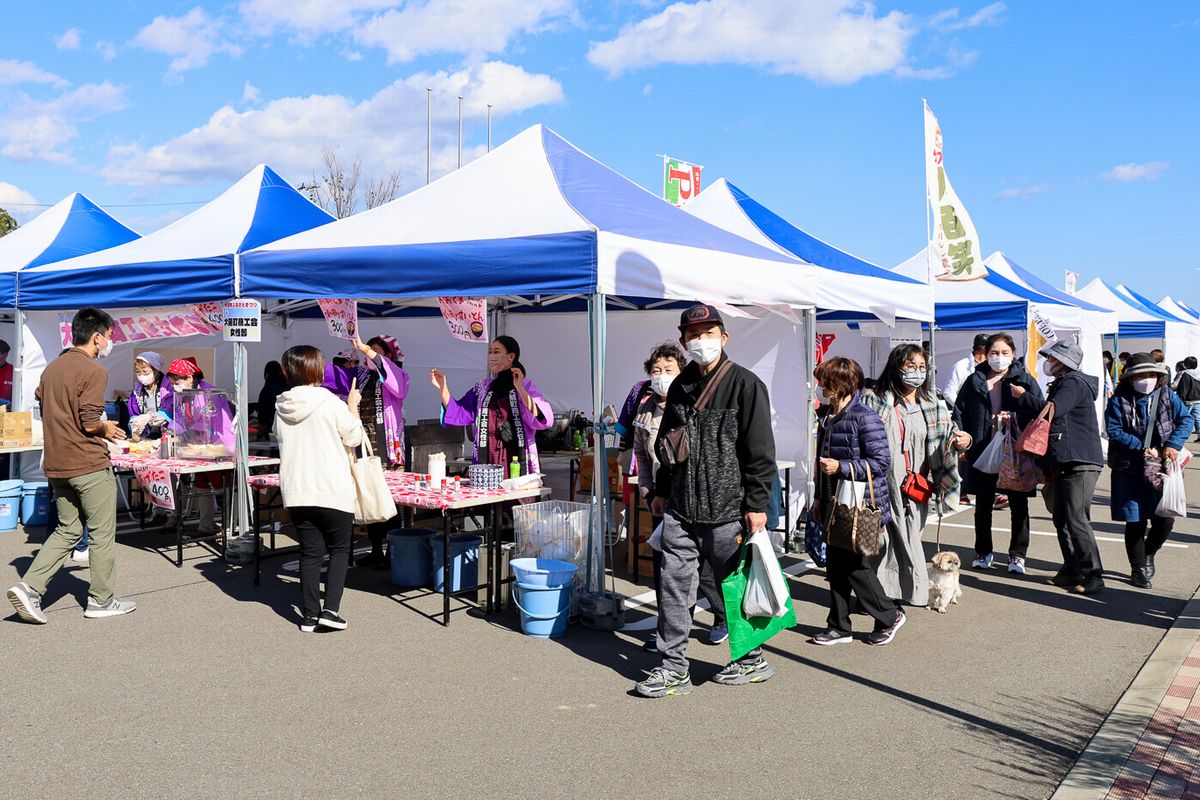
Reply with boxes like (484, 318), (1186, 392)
(111, 454), (279, 475)
(246, 470), (538, 511)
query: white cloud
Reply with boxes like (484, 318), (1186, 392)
(239, 0), (398, 38)
(997, 184), (1050, 199)
(0, 59), (68, 87)
(642, 83), (653, 95)
(125, 209), (185, 234)
(0, 81), (129, 164)
(930, 2), (1006, 29)
(354, 0), (574, 63)
(344, 50), (364, 62)
(587, 0), (915, 84)
(56, 27), (83, 51)
(1100, 162), (1168, 183)
(242, 81), (261, 104)
(0, 182), (40, 224)
(134, 7), (242, 77)
(96, 41), (118, 61)
(101, 61), (564, 186)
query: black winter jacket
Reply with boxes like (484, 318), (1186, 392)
(1042, 370), (1103, 468)
(953, 359), (1044, 465)
(654, 353), (776, 525)
(815, 393), (892, 525)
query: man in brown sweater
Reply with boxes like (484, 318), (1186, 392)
(7, 307), (136, 623)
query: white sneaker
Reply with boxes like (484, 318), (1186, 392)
(83, 595), (137, 619)
(71, 548), (90, 564)
(6, 582), (48, 624)
(972, 553), (994, 570)
(1007, 556), (1026, 574)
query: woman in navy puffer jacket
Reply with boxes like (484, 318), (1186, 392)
(809, 358), (905, 648)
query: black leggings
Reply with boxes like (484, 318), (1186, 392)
(291, 506), (354, 619)
(970, 468), (1031, 558)
(1124, 517), (1174, 568)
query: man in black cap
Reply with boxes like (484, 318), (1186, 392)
(634, 303), (777, 698)
(942, 333), (989, 406)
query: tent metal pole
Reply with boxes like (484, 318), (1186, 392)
(11, 309), (23, 413)
(800, 306), (818, 521)
(588, 292), (609, 594)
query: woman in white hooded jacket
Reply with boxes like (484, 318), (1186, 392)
(275, 345), (364, 632)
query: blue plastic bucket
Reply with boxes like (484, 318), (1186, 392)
(513, 581), (573, 638)
(0, 479), (23, 532)
(510, 557), (578, 587)
(20, 482), (50, 527)
(430, 534), (483, 592)
(388, 528), (438, 587)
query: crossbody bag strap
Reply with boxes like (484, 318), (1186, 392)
(1141, 390), (1160, 450)
(894, 402), (912, 473)
(693, 359), (734, 413)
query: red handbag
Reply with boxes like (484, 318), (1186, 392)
(895, 405), (934, 504)
(1015, 402), (1054, 457)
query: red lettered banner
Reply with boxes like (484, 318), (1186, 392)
(436, 297), (488, 343)
(134, 465), (174, 510)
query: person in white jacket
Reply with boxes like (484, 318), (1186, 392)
(274, 345), (364, 633)
(942, 333), (989, 407)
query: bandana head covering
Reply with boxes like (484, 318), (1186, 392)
(167, 357), (201, 377)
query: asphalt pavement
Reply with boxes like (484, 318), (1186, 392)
(3, 459), (1199, 800)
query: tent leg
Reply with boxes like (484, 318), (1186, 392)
(588, 293), (608, 595)
(800, 307), (817, 530)
(233, 342), (251, 539)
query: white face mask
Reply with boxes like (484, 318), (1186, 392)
(987, 355), (1013, 373)
(686, 338), (722, 366)
(650, 373), (675, 397)
(137, 373), (157, 386)
(1132, 376), (1158, 395)
(96, 335), (114, 360)
(900, 370), (927, 388)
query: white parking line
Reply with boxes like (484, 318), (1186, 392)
(936, 521), (1189, 549)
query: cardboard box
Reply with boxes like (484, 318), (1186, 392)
(0, 411), (34, 448)
(579, 452), (622, 494)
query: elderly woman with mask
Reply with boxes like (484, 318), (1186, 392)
(127, 351), (173, 440)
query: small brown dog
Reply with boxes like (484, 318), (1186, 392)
(928, 551), (963, 614)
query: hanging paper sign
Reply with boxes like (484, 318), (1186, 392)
(663, 156), (703, 206)
(436, 297), (488, 342)
(222, 299), (262, 342)
(57, 307), (222, 349)
(134, 464), (175, 510)
(189, 302), (225, 331)
(317, 299), (359, 340)
(924, 104), (986, 282)
(815, 333), (836, 364)
(1064, 271), (1079, 295)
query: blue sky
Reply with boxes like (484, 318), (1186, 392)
(2, 1), (1197, 306)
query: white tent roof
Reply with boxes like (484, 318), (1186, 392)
(984, 252), (1118, 333)
(1158, 296), (1200, 322)
(684, 178), (933, 321)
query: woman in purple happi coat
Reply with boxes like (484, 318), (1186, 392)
(127, 351), (174, 439)
(324, 334), (411, 568)
(430, 336), (552, 474)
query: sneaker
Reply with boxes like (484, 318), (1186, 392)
(1145, 554), (1156, 580)
(713, 655), (775, 686)
(83, 595), (137, 619)
(634, 667), (693, 698)
(1046, 571), (1083, 587)
(1130, 568), (1151, 589)
(298, 616), (319, 633)
(972, 553), (994, 570)
(1007, 556), (1026, 575)
(71, 548), (90, 564)
(1069, 576), (1105, 595)
(868, 610), (907, 646)
(6, 582), (48, 624)
(642, 635), (658, 654)
(809, 629), (853, 646)
(707, 623), (729, 645)
(960, 495), (972, 506)
(994, 495), (1010, 509)
(318, 609), (348, 630)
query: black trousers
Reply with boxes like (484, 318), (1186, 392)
(291, 506), (354, 619)
(1125, 517), (1174, 569)
(970, 468), (1031, 558)
(1051, 466), (1103, 580)
(647, 511), (726, 626)
(826, 543), (899, 633)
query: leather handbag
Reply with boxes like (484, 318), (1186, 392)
(1015, 402), (1053, 456)
(826, 463), (883, 557)
(659, 360), (733, 467)
(349, 438), (398, 525)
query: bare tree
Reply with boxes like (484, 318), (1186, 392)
(310, 146), (362, 219)
(364, 170), (402, 209)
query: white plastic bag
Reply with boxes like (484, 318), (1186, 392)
(1156, 459), (1187, 518)
(974, 431), (1005, 474)
(647, 521), (664, 552)
(742, 529), (790, 618)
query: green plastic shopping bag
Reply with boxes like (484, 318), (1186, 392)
(721, 538), (797, 662)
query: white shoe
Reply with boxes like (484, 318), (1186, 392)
(83, 595), (137, 619)
(1007, 556), (1026, 574)
(972, 553), (994, 570)
(71, 548), (90, 564)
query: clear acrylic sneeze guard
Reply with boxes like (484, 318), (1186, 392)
(173, 388), (234, 460)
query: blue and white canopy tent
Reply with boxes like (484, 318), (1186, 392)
(1075, 279), (1199, 364)
(0, 193), (140, 415)
(242, 125), (821, 580)
(1159, 296), (1200, 324)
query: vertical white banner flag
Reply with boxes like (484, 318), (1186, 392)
(925, 103), (987, 282)
(1064, 271), (1079, 295)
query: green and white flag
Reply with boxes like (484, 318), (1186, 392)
(924, 103), (986, 281)
(663, 156), (702, 206)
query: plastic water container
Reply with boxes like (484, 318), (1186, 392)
(510, 557), (578, 588)
(388, 528), (438, 587)
(0, 479), (23, 531)
(430, 534), (483, 592)
(513, 582), (574, 638)
(20, 482), (51, 527)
